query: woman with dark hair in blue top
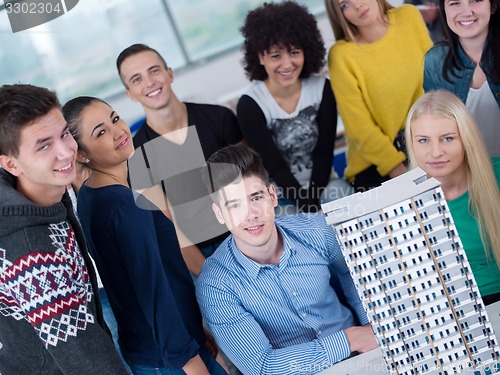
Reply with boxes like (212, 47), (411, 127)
(62, 96), (226, 375)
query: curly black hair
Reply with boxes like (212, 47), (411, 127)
(241, 1), (326, 81)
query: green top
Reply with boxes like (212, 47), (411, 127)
(447, 157), (500, 297)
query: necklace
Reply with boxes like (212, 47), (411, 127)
(87, 168), (127, 188)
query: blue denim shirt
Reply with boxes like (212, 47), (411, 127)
(424, 42), (500, 107)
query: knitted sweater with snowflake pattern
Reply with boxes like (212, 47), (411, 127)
(0, 169), (127, 374)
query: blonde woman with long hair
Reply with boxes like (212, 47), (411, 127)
(325, 0), (432, 192)
(405, 90), (500, 305)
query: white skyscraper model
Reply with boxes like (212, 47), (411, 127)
(322, 168), (499, 375)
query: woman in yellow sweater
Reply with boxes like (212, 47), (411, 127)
(325, 0), (433, 191)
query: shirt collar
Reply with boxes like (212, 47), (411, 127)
(456, 41), (491, 69)
(229, 224), (296, 280)
(457, 43), (475, 68)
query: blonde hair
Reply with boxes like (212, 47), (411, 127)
(405, 90), (500, 268)
(324, 0), (392, 42)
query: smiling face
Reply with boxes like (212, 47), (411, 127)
(212, 175), (279, 260)
(119, 50), (174, 111)
(410, 114), (467, 183)
(338, 0), (384, 28)
(0, 107), (77, 205)
(259, 45), (304, 88)
(76, 101), (134, 169)
(444, 0), (494, 42)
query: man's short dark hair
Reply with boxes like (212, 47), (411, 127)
(0, 84), (60, 157)
(202, 144), (269, 202)
(116, 43), (168, 87)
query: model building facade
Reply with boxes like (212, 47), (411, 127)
(322, 168), (499, 375)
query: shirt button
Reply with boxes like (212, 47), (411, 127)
(302, 312), (308, 318)
(292, 291), (298, 296)
(318, 330), (323, 335)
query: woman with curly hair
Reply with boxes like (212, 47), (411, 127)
(237, 1), (353, 215)
(405, 90), (500, 304)
(424, 0), (500, 156)
(325, 0), (433, 191)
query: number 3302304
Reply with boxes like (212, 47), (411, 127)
(6, 2), (63, 14)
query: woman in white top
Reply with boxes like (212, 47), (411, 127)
(424, 0), (500, 156)
(237, 1), (353, 215)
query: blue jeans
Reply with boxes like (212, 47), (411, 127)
(128, 348), (226, 375)
(99, 288), (133, 374)
(199, 240), (223, 259)
(319, 176), (354, 204)
(275, 175), (354, 216)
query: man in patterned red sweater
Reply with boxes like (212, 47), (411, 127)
(0, 84), (127, 374)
